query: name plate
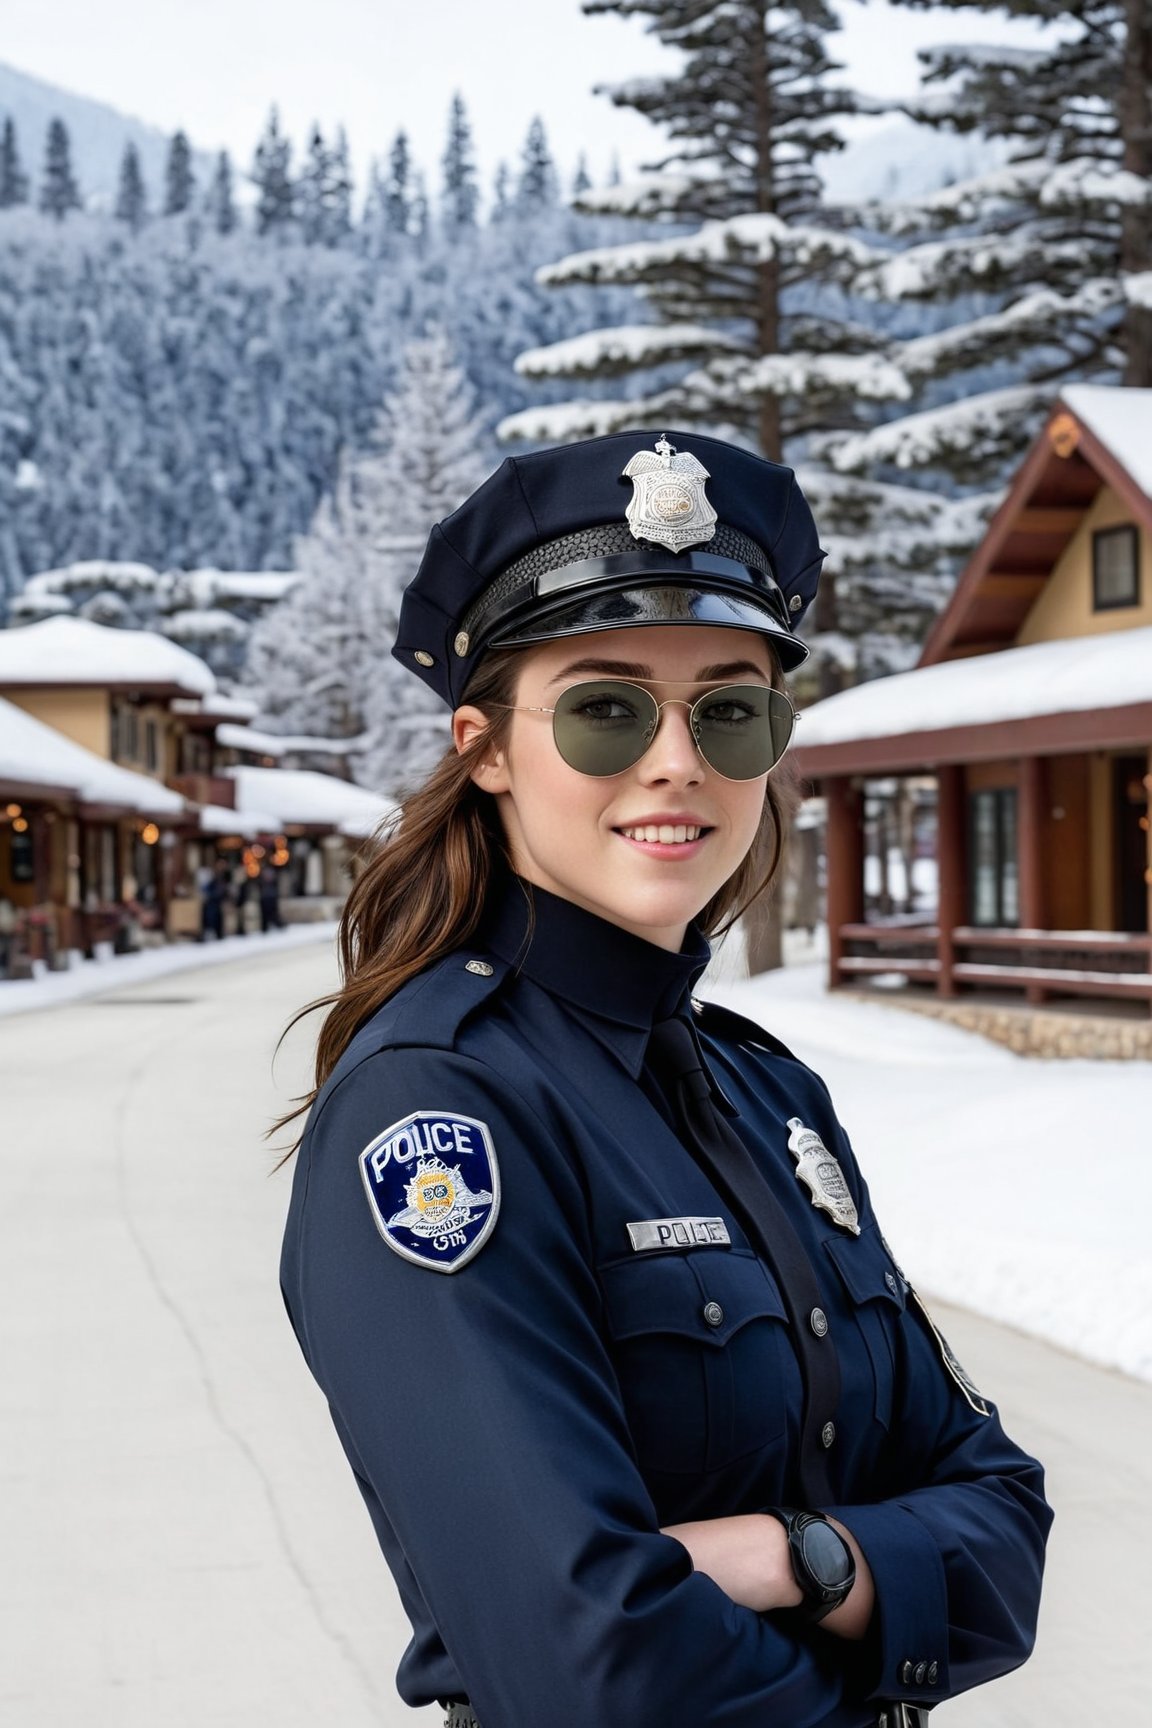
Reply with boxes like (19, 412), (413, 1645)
(626, 1215), (731, 1253)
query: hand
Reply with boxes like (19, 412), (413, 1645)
(661, 1513), (875, 1639)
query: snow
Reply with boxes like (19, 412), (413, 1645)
(215, 723), (363, 756)
(0, 694), (186, 815)
(539, 214), (879, 287)
(515, 323), (740, 379)
(707, 962), (1152, 1383)
(24, 560), (160, 595)
(828, 383), (1051, 472)
(162, 608), (248, 642)
(170, 693), (260, 722)
(898, 282), (1123, 377)
(709, 351), (911, 403)
(1060, 384), (1152, 500)
(575, 173), (715, 217)
(0, 918), (338, 1019)
(796, 625), (1152, 747)
(498, 397), (644, 445)
(193, 802), (284, 837)
(225, 765), (394, 837)
(0, 617), (216, 695)
(174, 569), (300, 607)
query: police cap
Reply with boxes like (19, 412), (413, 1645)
(394, 428), (825, 708)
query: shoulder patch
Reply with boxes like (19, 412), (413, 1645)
(359, 1110), (500, 1273)
(909, 1288), (991, 1417)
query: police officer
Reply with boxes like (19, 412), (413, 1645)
(280, 430), (1050, 1728)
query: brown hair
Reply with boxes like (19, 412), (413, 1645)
(274, 643), (798, 1149)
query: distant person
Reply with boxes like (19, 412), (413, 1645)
(259, 861), (284, 933)
(199, 860), (231, 942)
(279, 432), (1050, 1728)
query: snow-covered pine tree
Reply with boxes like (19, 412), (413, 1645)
(516, 117), (558, 214)
(164, 130), (195, 217)
(0, 118), (29, 208)
(39, 118), (81, 220)
(326, 128), (354, 246)
(826, 2), (1152, 509)
(572, 153), (592, 199)
(298, 125), (329, 245)
(384, 130), (412, 236)
(247, 331), (493, 794)
(441, 93), (480, 231)
(501, 1), (958, 698)
(205, 151), (237, 235)
(114, 143), (148, 233)
(490, 162), (512, 223)
(252, 108), (295, 238)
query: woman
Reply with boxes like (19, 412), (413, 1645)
(280, 430), (1050, 1728)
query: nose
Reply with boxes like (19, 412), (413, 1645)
(637, 699), (704, 785)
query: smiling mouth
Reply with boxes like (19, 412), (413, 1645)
(617, 823), (709, 844)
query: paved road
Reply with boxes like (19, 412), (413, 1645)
(1, 939), (1145, 1726)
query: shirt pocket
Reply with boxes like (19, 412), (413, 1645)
(599, 1249), (791, 1475)
(823, 1224), (906, 1431)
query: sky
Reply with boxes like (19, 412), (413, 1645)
(0, 0), (1052, 189)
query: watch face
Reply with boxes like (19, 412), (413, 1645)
(799, 1519), (853, 1589)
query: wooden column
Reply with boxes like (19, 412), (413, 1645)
(1017, 755), (1046, 1003)
(936, 764), (964, 998)
(825, 776), (863, 991)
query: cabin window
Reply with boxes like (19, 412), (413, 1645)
(969, 788), (1018, 927)
(110, 702), (121, 761)
(1092, 524), (1140, 610)
(145, 719), (159, 772)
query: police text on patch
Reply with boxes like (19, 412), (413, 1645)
(627, 1216), (731, 1253)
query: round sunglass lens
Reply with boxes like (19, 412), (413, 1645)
(691, 686), (796, 779)
(552, 682), (660, 777)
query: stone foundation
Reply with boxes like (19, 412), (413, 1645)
(842, 989), (1152, 1060)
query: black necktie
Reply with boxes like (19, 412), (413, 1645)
(646, 1015), (841, 1506)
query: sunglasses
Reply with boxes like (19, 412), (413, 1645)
(502, 679), (797, 780)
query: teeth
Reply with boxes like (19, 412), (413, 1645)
(621, 825), (702, 843)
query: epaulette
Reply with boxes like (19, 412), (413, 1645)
(314, 948), (512, 1111)
(691, 996), (804, 1066)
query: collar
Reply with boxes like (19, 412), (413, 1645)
(479, 872), (711, 1077)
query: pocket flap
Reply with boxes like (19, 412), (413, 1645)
(601, 1249), (787, 1347)
(823, 1223), (906, 1311)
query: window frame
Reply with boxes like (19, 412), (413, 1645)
(1092, 523), (1141, 612)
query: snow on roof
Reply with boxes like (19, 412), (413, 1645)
(1060, 385), (1152, 500)
(162, 609), (248, 642)
(175, 569), (300, 607)
(224, 766), (394, 836)
(194, 803), (283, 837)
(215, 724), (363, 756)
(798, 625), (1152, 748)
(0, 617), (216, 695)
(24, 561), (160, 595)
(0, 695), (186, 814)
(170, 693), (260, 722)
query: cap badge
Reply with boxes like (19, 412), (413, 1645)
(623, 436), (718, 553)
(786, 1116), (860, 1235)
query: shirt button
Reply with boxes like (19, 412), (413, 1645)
(702, 1301), (724, 1328)
(810, 1307), (829, 1337)
(913, 1662), (928, 1685)
(821, 1420), (836, 1448)
(927, 1662), (938, 1686)
(900, 1661), (915, 1686)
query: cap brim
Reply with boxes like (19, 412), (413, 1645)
(491, 583), (809, 670)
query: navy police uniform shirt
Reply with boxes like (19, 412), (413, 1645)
(280, 877), (1051, 1727)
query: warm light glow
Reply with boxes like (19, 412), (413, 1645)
(12, 816), (29, 833)
(5, 803), (21, 818)
(140, 823), (160, 845)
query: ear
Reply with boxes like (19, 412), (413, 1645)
(453, 705), (511, 793)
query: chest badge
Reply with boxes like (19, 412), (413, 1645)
(359, 1110), (500, 1273)
(786, 1117), (860, 1236)
(622, 436), (718, 552)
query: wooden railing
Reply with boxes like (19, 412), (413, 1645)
(836, 922), (1152, 1013)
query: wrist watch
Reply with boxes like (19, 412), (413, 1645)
(763, 1507), (856, 1624)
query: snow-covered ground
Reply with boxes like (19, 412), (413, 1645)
(707, 962), (1152, 1385)
(4, 924), (1148, 1385)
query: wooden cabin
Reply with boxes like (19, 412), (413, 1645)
(792, 386), (1152, 1019)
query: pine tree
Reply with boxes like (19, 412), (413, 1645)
(205, 150), (237, 235)
(251, 107), (295, 238)
(163, 129), (195, 216)
(441, 93), (479, 231)
(0, 118), (30, 208)
(326, 127), (354, 246)
(490, 161), (511, 223)
(39, 118), (82, 220)
(516, 116), (558, 213)
(298, 124), (329, 245)
(114, 142), (148, 232)
(384, 130), (412, 235)
(571, 153), (592, 199)
(824, 1), (1152, 503)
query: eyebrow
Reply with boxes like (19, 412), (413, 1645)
(546, 656), (772, 686)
